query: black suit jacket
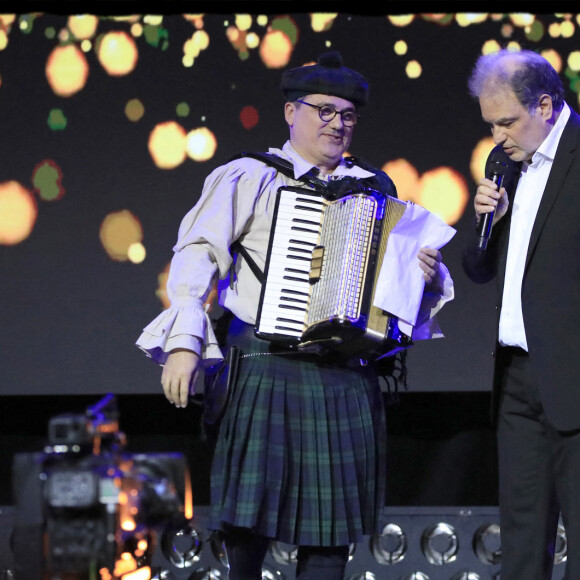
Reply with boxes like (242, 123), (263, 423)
(463, 110), (580, 431)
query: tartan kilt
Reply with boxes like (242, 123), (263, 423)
(208, 319), (387, 547)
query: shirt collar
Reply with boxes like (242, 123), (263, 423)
(530, 101), (570, 165)
(271, 141), (375, 180)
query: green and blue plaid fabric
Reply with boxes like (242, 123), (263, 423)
(208, 321), (387, 546)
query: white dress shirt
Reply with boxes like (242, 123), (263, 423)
(499, 102), (571, 350)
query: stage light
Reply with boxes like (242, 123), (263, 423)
(369, 522), (407, 565)
(473, 523), (501, 565)
(269, 541), (298, 566)
(261, 564), (285, 579)
(143, 507), (566, 579)
(160, 520), (203, 568)
(420, 522), (459, 565)
(555, 523), (567, 565)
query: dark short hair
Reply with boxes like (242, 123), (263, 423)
(468, 49), (565, 111)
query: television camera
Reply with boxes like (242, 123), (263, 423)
(10, 394), (197, 580)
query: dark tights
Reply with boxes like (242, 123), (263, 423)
(295, 544), (350, 579)
(223, 526), (270, 580)
(223, 526), (349, 580)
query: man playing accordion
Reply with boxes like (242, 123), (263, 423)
(137, 51), (454, 580)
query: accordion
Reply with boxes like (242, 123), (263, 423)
(254, 185), (412, 359)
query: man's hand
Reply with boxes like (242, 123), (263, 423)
(418, 246), (442, 288)
(474, 176), (509, 226)
(161, 349), (200, 408)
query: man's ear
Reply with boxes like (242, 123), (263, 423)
(538, 93), (554, 121)
(284, 101), (295, 126)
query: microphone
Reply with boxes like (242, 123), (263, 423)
(477, 150), (509, 251)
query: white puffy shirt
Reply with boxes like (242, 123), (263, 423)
(136, 141), (453, 365)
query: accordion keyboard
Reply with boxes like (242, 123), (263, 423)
(257, 189), (325, 339)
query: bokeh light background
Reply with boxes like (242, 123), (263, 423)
(2, 9), (579, 395)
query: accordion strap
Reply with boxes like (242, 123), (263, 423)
(229, 151), (323, 288)
(233, 151), (329, 189)
(234, 151), (396, 200)
(230, 240), (264, 286)
(227, 151), (394, 286)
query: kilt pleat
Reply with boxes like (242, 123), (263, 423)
(208, 321), (387, 547)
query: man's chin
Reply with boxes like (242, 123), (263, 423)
(322, 141), (349, 158)
(321, 152), (346, 168)
(504, 148), (523, 161)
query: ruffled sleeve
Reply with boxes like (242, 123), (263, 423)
(136, 297), (223, 366)
(136, 158), (276, 366)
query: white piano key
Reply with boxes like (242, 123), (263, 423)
(261, 292), (309, 305)
(259, 302), (307, 316)
(256, 322), (303, 337)
(270, 226), (321, 242)
(265, 264), (310, 282)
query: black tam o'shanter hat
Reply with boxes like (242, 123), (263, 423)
(280, 51), (369, 107)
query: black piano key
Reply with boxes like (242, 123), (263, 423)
(281, 288), (309, 297)
(289, 238), (317, 247)
(288, 246), (313, 254)
(279, 304), (307, 312)
(276, 317), (304, 325)
(284, 267), (310, 274)
(292, 218), (321, 227)
(280, 296), (308, 304)
(290, 225), (320, 234)
(287, 255), (312, 262)
(275, 325), (304, 332)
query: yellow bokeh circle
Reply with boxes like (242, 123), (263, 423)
(97, 31), (138, 76)
(186, 127), (217, 162)
(148, 121), (188, 169)
(99, 210), (143, 262)
(45, 44), (89, 97)
(416, 167), (469, 225)
(259, 29), (293, 69)
(0, 181), (38, 245)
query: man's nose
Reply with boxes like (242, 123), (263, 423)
(492, 126), (506, 145)
(328, 113), (345, 130)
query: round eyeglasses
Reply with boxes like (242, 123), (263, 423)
(296, 99), (361, 126)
